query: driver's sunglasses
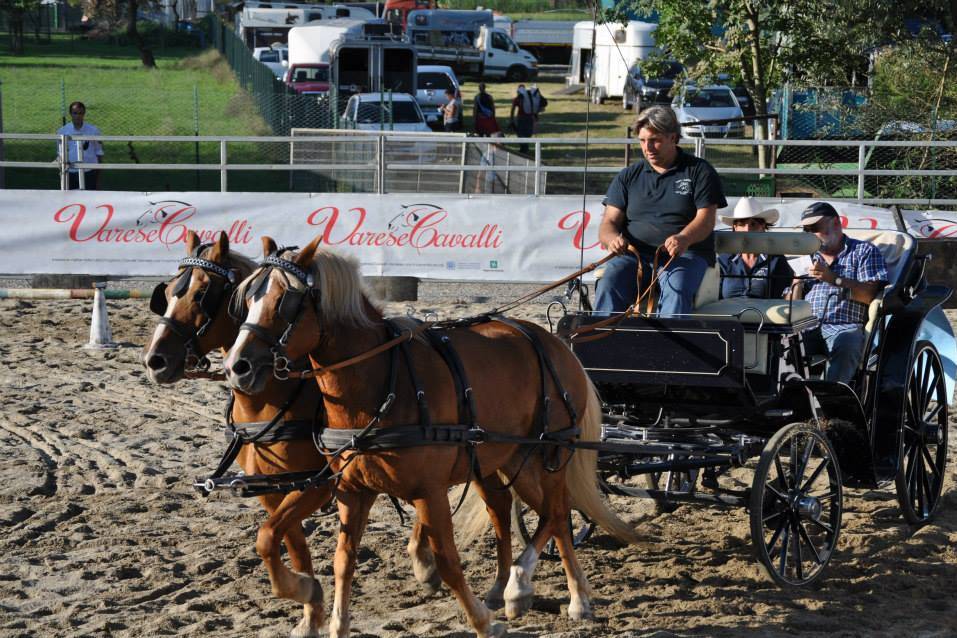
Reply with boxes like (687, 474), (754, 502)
(803, 222), (829, 233)
(70, 110), (85, 115)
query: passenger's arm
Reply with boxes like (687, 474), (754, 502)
(598, 205), (629, 255)
(664, 205), (717, 257)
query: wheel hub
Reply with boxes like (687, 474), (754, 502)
(793, 494), (822, 519)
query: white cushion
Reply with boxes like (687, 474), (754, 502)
(693, 298), (814, 325)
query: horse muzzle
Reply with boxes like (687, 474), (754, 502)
(224, 343), (272, 395)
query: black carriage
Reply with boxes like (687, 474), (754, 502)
(551, 229), (952, 587)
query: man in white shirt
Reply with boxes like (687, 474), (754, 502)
(56, 101), (103, 190)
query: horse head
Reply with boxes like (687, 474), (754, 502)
(224, 235), (374, 395)
(143, 230), (254, 384)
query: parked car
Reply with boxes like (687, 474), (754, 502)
(625, 60), (685, 108)
(672, 84), (745, 138)
(284, 63), (330, 95)
(253, 45), (289, 80)
(414, 65), (460, 130)
(732, 84), (755, 118)
(341, 92), (432, 132)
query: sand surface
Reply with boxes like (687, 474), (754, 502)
(1, 293), (956, 637)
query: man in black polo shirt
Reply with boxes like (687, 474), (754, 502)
(595, 105), (727, 316)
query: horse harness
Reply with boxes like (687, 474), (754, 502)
(222, 254), (584, 497)
(150, 244), (238, 373)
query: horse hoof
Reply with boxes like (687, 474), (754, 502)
(484, 621), (507, 638)
(567, 603), (593, 621)
(290, 619), (321, 638)
(504, 594), (533, 620)
(485, 594), (505, 610)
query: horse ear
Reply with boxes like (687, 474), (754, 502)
(261, 236), (278, 258)
(295, 235), (322, 267)
(207, 231), (229, 262)
(186, 230), (199, 255)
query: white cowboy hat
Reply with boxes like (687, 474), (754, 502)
(719, 196), (780, 226)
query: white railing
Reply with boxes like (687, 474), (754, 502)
(2, 132), (956, 205)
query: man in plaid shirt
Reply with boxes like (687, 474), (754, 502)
(797, 202), (888, 384)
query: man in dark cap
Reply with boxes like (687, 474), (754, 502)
(796, 201), (888, 384)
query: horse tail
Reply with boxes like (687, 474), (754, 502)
(453, 484), (491, 547)
(566, 378), (642, 545)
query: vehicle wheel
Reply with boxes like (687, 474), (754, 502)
(513, 500), (593, 560)
(895, 341), (948, 525)
(506, 65), (528, 82)
(750, 422), (842, 588)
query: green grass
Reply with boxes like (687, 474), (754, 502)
(0, 33), (281, 190)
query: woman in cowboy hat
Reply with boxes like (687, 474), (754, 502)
(717, 197), (794, 299)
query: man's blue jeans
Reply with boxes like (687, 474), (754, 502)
(824, 325), (866, 384)
(594, 251), (709, 317)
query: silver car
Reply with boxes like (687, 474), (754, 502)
(414, 65), (460, 130)
(672, 85), (745, 138)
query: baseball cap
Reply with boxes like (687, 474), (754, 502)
(800, 202), (839, 226)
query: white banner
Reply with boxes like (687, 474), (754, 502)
(0, 190), (920, 280)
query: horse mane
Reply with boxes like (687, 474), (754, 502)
(306, 248), (377, 329)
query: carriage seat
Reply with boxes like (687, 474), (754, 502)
(844, 229), (914, 334)
(692, 297), (814, 325)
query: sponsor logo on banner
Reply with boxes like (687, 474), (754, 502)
(53, 199), (254, 249)
(306, 202), (503, 253)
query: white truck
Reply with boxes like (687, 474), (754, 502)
(285, 20), (369, 94)
(492, 16), (577, 64)
(404, 9), (538, 80)
(568, 21), (657, 108)
(237, 4), (376, 48)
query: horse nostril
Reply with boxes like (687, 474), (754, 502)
(146, 354), (167, 371)
(231, 358), (252, 376)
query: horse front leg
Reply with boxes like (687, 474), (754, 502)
(329, 489), (375, 638)
(415, 492), (505, 638)
(255, 486), (332, 638)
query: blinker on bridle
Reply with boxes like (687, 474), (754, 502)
(150, 244), (239, 372)
(237, 251), (319, 381)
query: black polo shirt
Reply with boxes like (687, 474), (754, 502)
(603, 149), (727, 265)
(718, 253), (795, 299)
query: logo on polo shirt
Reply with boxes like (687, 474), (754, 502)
(674, 178), (692, 195)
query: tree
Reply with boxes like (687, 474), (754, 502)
(1, 0), (41, 54)
(626, 0), (927, 166)
(85, 0), (157, 68)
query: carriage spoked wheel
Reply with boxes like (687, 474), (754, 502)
(749, 422), (843, 588)
(512, 501), (594, 560)
(895, 341), (949, 525)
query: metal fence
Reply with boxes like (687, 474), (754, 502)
(2, 132), (957, 205)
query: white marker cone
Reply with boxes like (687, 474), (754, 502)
(85, 282), (117, 349)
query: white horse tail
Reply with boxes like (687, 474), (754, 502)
(566, 378), (641, 545)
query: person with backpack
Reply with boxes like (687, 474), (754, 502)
(509, 84), (536, 154)
(472, 82), (500, 136)
(529, 84), (548, 133)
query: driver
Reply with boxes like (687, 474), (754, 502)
(796, 202), (888, 384)
(595, 105), (727, 316)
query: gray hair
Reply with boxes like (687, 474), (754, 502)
(634, 105), (680, 137)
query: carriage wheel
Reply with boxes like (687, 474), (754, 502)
(895, 341), (949, 525)
(750, 422), (842, 588)
(513, 501), (594, 560)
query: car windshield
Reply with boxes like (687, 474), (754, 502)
(661, 62), (684, 79)
(681, 88), (736, 108)
(292, 66), (329, 82)
(259, 51), (280, 63)
(418, 72), (454, 92)
(356, 101), (423, 124)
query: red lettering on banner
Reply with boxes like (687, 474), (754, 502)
(923, 221), (957, 239)
(557, 210), (600, 251)
(305, 204), (502, 252)
(858, 217), (879, 229)
(52, 201), (251, 246)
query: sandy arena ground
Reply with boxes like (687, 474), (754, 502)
(1, 292), (956, 637)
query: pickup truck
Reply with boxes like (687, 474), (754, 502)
(404, 9), (538, 80)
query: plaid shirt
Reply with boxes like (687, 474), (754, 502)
(806, 236), (888, 337)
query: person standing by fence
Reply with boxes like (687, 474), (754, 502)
(441, 88), (462, 133)
(509, 84), (535, 154)
(56, 101), (103, 190)
(473, 82), (500, 136)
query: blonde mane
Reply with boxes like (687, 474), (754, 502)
(307, 248), (376, 328)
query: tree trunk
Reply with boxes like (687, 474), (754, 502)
(746, 13), (768, 170)
(126, 0), (157, 68)
(9, 8), (25, 54)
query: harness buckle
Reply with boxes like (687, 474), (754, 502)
(273, 348), (291, 380)
(378, 392), (396, 415)
(467, 426), (486, 445)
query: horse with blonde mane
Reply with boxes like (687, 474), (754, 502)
(224, 235), (639, 638)
(142, 231), (461, 637)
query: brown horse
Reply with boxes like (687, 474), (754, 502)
(142, 231), (447, 637)
(223, 236), (639, 638)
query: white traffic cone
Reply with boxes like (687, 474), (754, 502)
(85, 282), (117, 349)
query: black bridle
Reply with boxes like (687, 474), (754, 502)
(234, 252), (319, 380)
(150, 245), (238, 372)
